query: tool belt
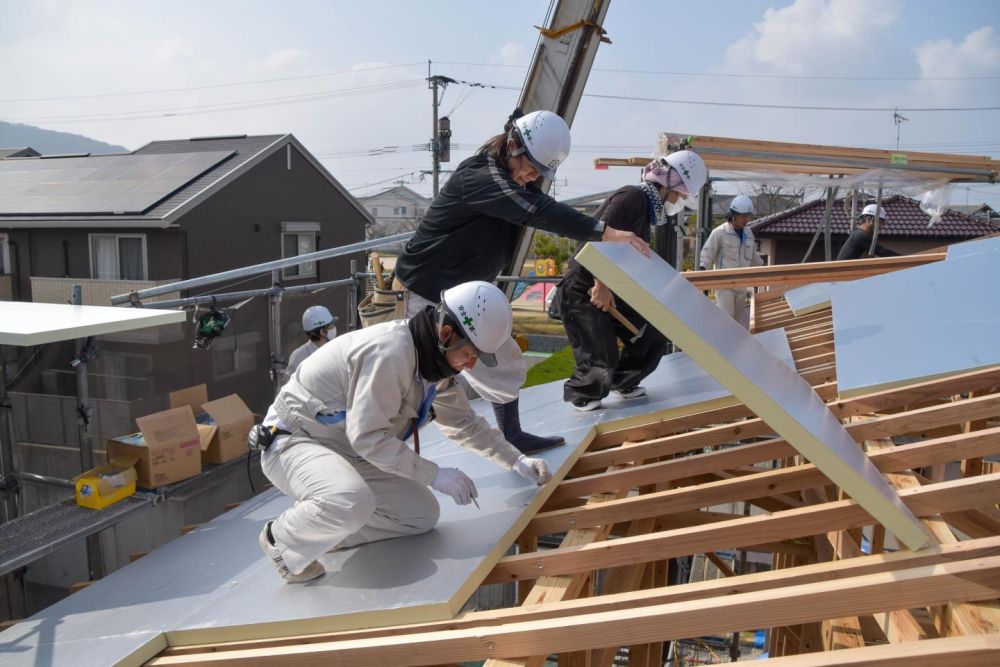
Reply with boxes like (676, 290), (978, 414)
(358, 275), (410, 328)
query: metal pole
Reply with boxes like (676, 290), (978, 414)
(110, 233), (414, 305)
(823, 182), (835, 261)
(694, 183), (710, 267)
(135, 276), (355, 311)
(849, 190), (858, 232)
(0, 348), (19, 524)
(430, 76), (441, 197)
(868, 181), (885, 257)
(269, 271), (283, 396)
(348, 259), (359, 332)
(71, 285), (104, 580)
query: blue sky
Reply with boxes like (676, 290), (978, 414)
(2, 0), (998, 207)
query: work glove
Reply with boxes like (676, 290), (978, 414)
(430, 467), (477, 505)
(513, 454), (552, 486)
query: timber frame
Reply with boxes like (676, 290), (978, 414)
(145, 256), (999, 666)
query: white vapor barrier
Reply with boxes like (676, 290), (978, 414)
(0, 328), (794, 666)
(833, 246), (1000, 399)
(947, 234), (1000, 259)
(784, 281), (834, 316)
(577, 242), (927, 552)
(0, 302), (184, 345)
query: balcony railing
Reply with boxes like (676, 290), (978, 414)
(30, 276), (180, 307)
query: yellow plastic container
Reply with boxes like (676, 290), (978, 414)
(74, 457), (138, 510)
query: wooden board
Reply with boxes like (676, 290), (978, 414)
(576, 242), (927, 550)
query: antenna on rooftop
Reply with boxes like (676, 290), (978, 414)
(893, 107), (909, 152)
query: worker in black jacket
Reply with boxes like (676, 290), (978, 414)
(559, 152), (707, 411)
(836, 204), (901, 260)
(395, 109), (649, 454)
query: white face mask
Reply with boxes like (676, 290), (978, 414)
(664, 198), (686, 216)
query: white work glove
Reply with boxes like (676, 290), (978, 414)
(513, 454), (551, 486)
(430, 467), (478, 506)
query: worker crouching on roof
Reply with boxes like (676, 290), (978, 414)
(253, 281), (552, 583)
(699, 194), (765, 329)
(559, 151), (707, 412)
(393, 109), (650, 456)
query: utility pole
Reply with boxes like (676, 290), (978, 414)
(893, 107), (909, 152)
(427, 63), (455, 197)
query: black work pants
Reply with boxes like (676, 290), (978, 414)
(559, 272), (668, 404)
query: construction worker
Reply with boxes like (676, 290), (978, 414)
(559, 152), (707, 411)
(394, 109), (651, 453)
(281, 305), (337, 384)
(254, 281), (552, 583)
(836, 203), (900, 260)
(699, 194), (764, 329)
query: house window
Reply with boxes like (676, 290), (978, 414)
(213, 332), (262, 380)
(0, 234), (9, 275)
(90, 234), (147, 280)
(281, 224), (317, 280)
(394, 206), (407, 216)
(370, 207), (379, 216)
(416, 208), (424, 217)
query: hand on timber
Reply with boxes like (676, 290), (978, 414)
(602, 226), (650, 257)
(431, 467), (478, 505)
(513, 454), (551, 486)
(588, 282), (615, 312)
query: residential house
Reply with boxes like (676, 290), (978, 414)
(749, 194), (996, 265)
(356, 185), (430, 253)
(0, 133), (369, 461)
(949, 203), (997, 224)
(0, 147), (41, 158)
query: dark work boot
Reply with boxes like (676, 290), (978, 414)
(492, 397), (565, 455)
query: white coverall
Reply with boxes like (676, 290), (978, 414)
(262, 320), (523, 575)
(405, 292), (525, 404)
(281, 339), (321, 385)
(699, 221), (764, 329)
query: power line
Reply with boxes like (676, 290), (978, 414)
(0, 62), (426, 103)
(449, 80), (1000, 112)
(435, 60), (1000, 82)
(4, 79), (426, 124)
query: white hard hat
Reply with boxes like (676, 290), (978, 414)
(660, 150), (707, 209)
(729, 194), (754, 216)
(302, 305), (335, 332)
(511, 110), (571, 181)
(438, 281), (512, 367)
(860, 203), (890, 222)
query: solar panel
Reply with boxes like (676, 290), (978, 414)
(0, 150), (235, 215)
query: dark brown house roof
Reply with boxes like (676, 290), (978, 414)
(749, 194), (995, 239)
(0, 134), (370, 228)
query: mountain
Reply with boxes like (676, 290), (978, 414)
(0, 121), (128, 155)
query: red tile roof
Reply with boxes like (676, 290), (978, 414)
(749, 195), (995, 238)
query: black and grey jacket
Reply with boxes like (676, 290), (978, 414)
(395, 152), (603, 301)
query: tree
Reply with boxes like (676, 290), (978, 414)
(532, 231), (577, 273)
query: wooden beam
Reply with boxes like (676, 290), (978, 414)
(730, 634), (1000, 666)
(486, 474), (999, 583)
(146, 558), (1000, 665)
(155, 538), (1000, 659)
(526, 427), (1000, 537)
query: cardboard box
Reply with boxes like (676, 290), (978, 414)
(74, 454), (139, 510)
(170, 384), (254, 464)
(106, 406), (202, 489)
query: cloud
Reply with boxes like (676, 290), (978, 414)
(726, 0), (901, 74)
(247, 48), (310, 75)
(911, 26), (1000, 100)
(499, 42), (525, 66)
(152, 37), (195, 66)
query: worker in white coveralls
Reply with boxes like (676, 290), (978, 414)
(281, 305), (337, 384)
(252, 281), (553, 583)
(699, 194), (764, 329)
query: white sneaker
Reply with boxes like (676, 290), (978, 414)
(613, 386), (647, 400)
(259, 522), (325, 584)
(572, 399), (603, 412)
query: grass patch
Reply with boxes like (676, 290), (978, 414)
(524, 345), (575, 388)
